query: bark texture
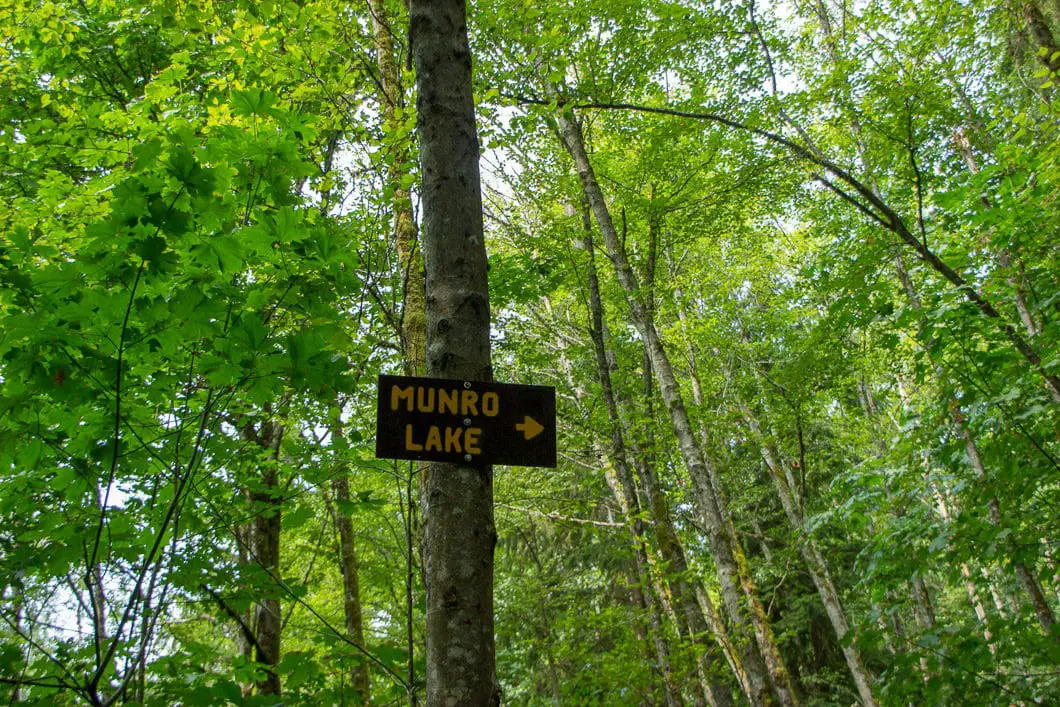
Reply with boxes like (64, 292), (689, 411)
(411, 0), (499, 703)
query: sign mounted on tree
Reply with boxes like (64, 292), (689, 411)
(375, 374), (556, 468)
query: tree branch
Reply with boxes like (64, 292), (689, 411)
(506, 94), (1060, 402)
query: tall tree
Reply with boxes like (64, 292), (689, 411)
(551, 104), (798, 707)
(410, 0), (500, 703)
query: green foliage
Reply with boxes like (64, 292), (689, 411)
(2, 0), (1059, 704)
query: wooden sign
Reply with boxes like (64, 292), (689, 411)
(375, 375), (556, 467)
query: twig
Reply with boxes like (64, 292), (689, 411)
(497, 503), (627, 528)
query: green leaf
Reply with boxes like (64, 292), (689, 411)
(232, 88), (278, 117)
(208, 236), (245, 273)
(132, 138), (164, 173)
(282, 503), (315, 530)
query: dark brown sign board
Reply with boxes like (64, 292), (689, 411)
(375, 374), (556, 467)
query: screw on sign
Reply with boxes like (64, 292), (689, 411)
(375, 374), (557, 468)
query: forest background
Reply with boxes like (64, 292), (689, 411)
(1, 0), (1059, 704)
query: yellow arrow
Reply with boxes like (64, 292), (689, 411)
(515, 415), (545, 440)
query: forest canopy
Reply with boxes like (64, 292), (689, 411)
(1, 0), (1058, 704)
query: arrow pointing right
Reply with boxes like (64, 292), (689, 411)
(515, 415), (544, 441)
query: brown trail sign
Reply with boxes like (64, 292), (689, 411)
(375, 374), (557, 468)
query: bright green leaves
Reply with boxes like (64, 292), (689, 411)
(166, 144), (217, 199)
(0, 0), (379, 702)
(194, 235), (245, 274)
(233, 87), (280, 118)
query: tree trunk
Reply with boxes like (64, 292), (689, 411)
(330, 425), (371, 703)
(664, 285), (777, 706)
(554, 107), (798, 707)
(951, 132), (1040, 339)
(739, 405), (879, 707)
(580, 204), (729, 707)
(894, 220), (1057, 637)
(1024, 0), (1060, 74)
(242, 418), (284, 697)
(933, 489), (998, 653)
(369, 0), (426, 376)
(410, 1), (499, 703)
(601, 459), (687, 707)
(552, 298), (686, 706)
(234, 522), (255, 673)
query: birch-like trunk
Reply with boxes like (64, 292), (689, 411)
(577, 220), (725, 707)
(950, 132), (1039, 339)
(739, 405), (878, 707)
(552, 296), (685, 705)
(601, 459), (687, 707)
(554, 108), (798, 707)
(411, 1), (499, 702)
(933, 489), (998, 653)
(663, 288), (772, 706)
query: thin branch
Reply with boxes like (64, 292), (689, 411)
(0, 676), (73, 690)
(0, 611), (84, 698)
(905, 98), (928, 248)
(814, 173), (891, 229)
(497, 503), (628, 528)
(202, 585), (267, 659)
(91, 386), (223, 697)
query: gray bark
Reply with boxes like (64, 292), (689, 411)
(740, 407), (878, 707)
(952, 133), (1040, 340)
(665, 287), (773, 705)
(553, 107), (797, 707)
(579, 219), (721, 707)
(411, 0), (499, 703)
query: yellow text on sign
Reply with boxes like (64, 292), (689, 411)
(390, 385), (500, 417)
(404, 424), (482, 454)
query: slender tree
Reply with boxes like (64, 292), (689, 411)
(411, 0), (500, 702)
